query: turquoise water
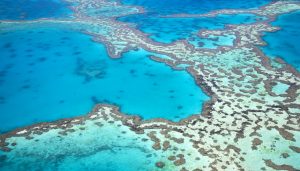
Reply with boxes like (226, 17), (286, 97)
(272, 82), (290, 95)
(119, 13), (263, 47)
(119, 0), (270, 46)
(0, 0), (72, 20)
(261, 11), (300, 71)
(1, 0), (300, 171)
(0, 27), (208, 132)
(120, 0), (271, 15)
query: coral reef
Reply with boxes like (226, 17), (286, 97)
(0, 0), (300, 170)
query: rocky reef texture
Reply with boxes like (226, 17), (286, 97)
(163, 0), (300, 19)
(0, 0), (300, 170)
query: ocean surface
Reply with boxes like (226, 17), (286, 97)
(119, 0), (271, 47)
(0, 0), (72, 20)
(121, 0), (272, 15)
(260, 11), (300, 71)
(0, 26), (208, 132)
(119, 14), (264, 47)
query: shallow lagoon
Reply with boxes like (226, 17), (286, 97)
(0, 27), (208, 132)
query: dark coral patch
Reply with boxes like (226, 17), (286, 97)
(38, 57), (47, 62)
(2, 42), (12, 49)
(73, 51), (82, 55)
(21, 84), (31, 89)
(0, 155), (7, 162)
(0, 96), (6, 104)
(177, 105), (183, 110)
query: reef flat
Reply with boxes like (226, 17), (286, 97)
(0, 0), (300, 170)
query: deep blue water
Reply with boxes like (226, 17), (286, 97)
(119, 0), (271, 46)
(119, 13), (264, 47)
(120, 0), (272, 15)
(0, 27), (208, 132)
(261, 11), (300, 71)
(0, 0), (72, 20)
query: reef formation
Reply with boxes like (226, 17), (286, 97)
(0, 0), (300, 170)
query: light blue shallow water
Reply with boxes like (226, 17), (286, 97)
(0, 119), (164, 171)
(0, 27), (208, 132)
(0, 0), (72, 20)
(261, 11), (300, 71)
